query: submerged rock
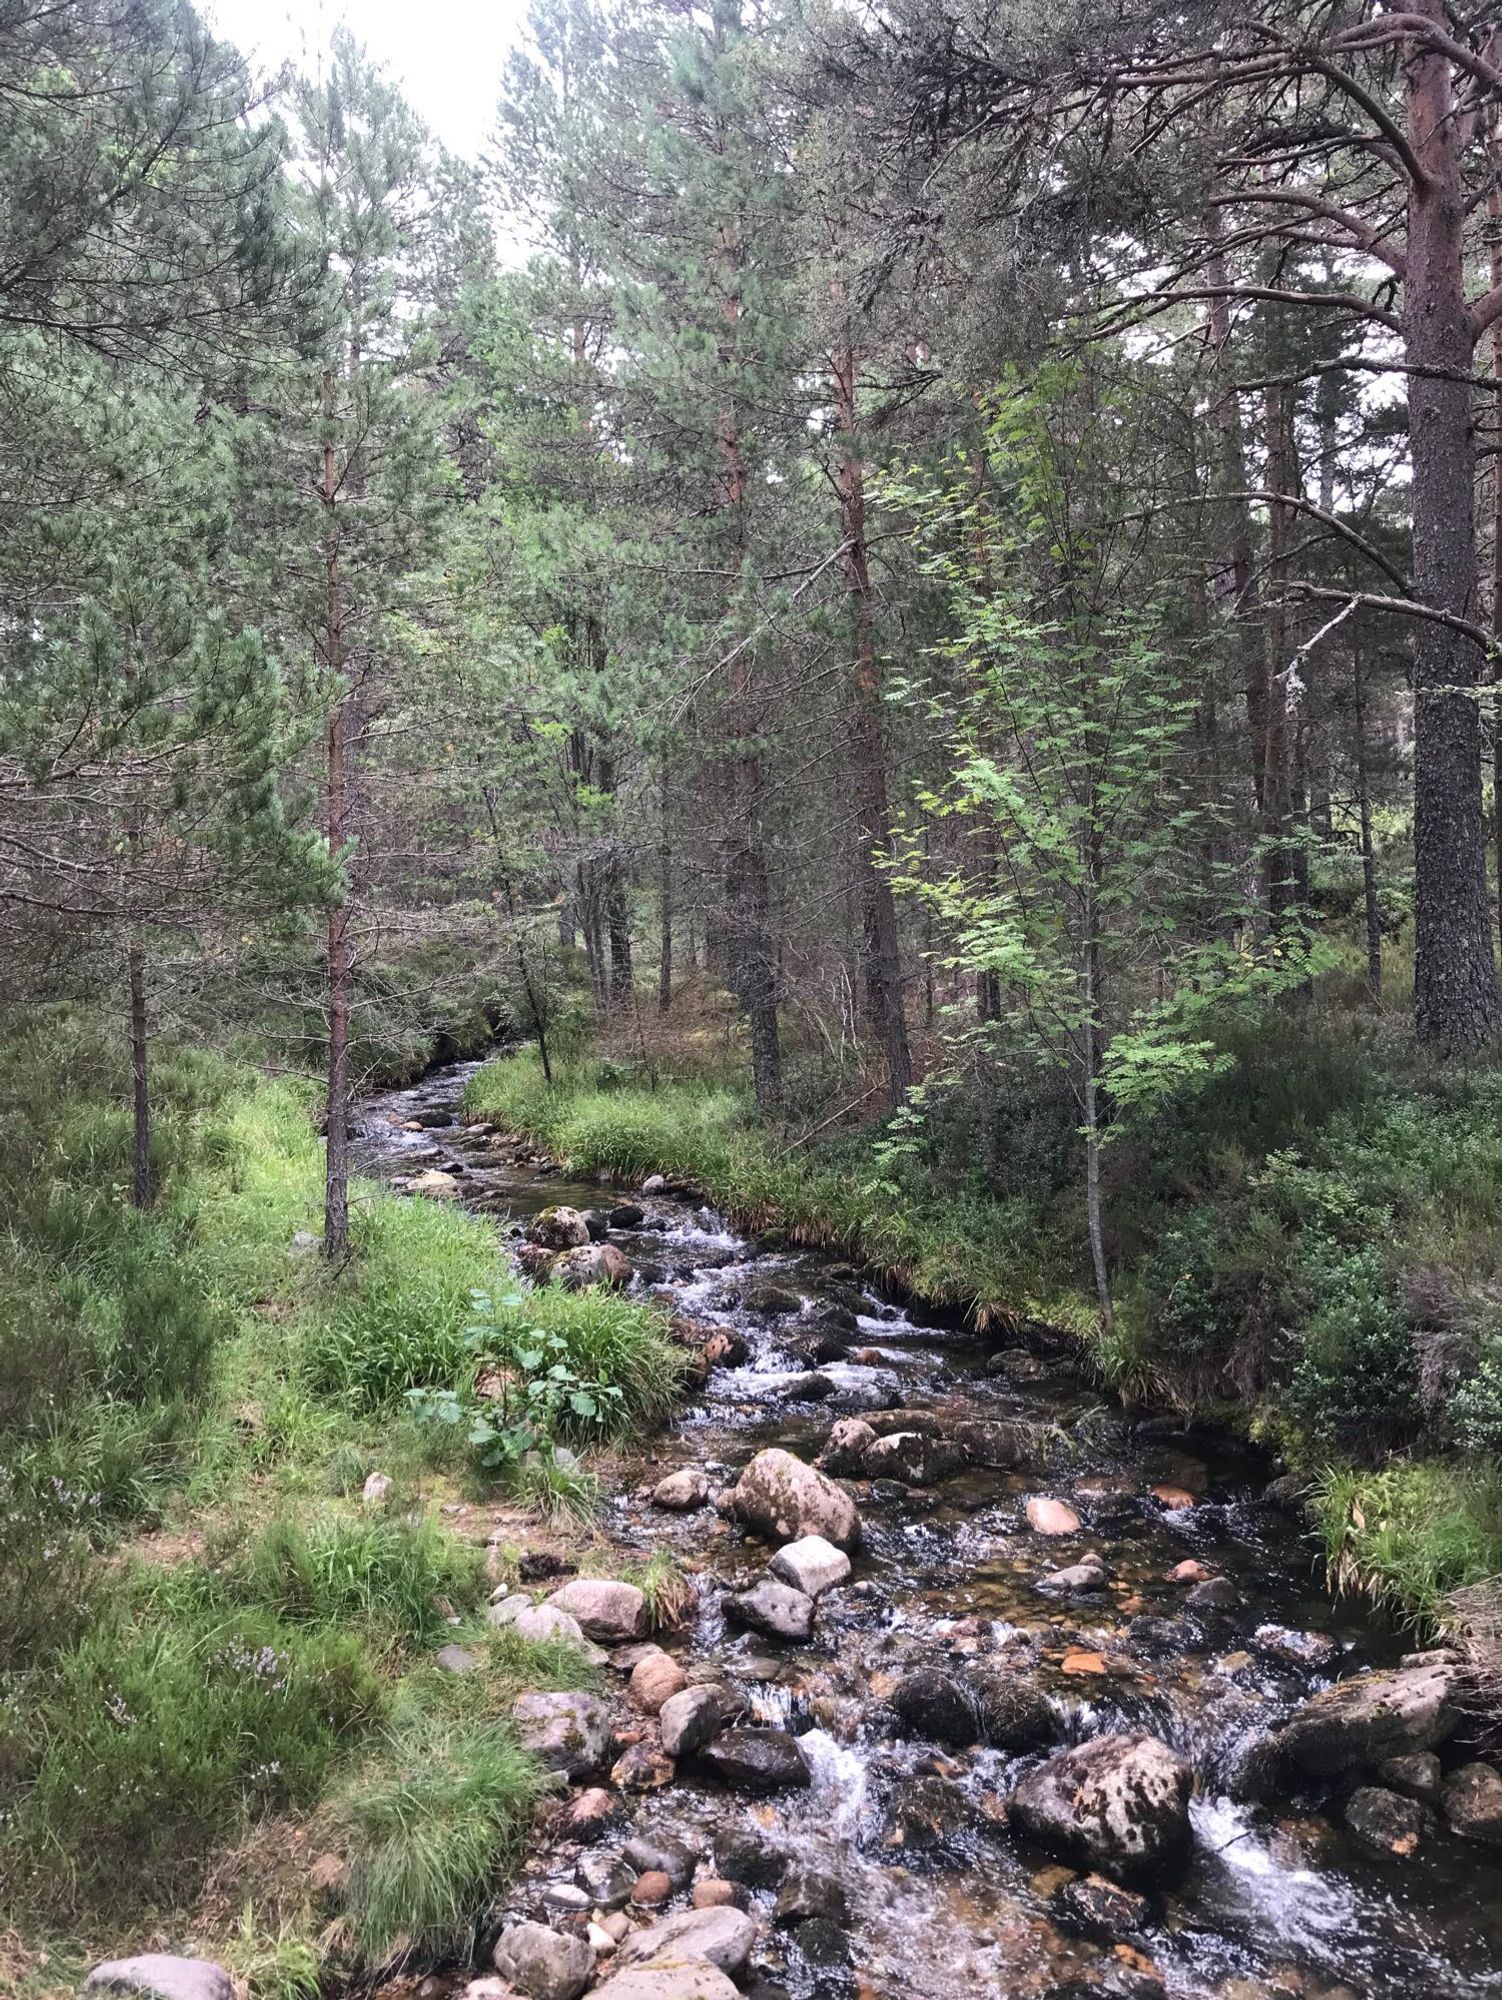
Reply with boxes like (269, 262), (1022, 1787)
(1036, 1558), (1110, 1599)
(698, 1726), (811, 1791)
(1026, 1496), (1082, 1536)
(724, 1447), (860, 1550)
(1273, 1662), (1458, 1778)
(970, 1669), (1060, 1752)
(715, 1825), (788, 1887)
(1252, 1624), (1338, 1670)
(745, 1281), (805, 1316)
(1010, 1733), (1194, 1887)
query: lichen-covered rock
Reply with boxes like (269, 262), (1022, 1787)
(546, 1578), (649, 1643)
(587, 1965), (739, 2000)
(492, 1920), (595, 2000)
(861, 1429), (967, 1486)
(815, 1416), (877, 1477)
(510, 1690), (614, 1780)
(554, 1242), (634, 1290)
(724, 1447), (860, 1551)
(1010, 1733), (1193, 1887)
(1273, 1663), (1458, 1779)
(527, 1205), (592, 1250)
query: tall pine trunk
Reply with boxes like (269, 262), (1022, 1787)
(322, 371), (352, 1261)
(830, 316), (911, 1105)
(1353, 643), (1384, 1007)
(1405, 8), (1500, 1047)
(128, 934), (151, 1209)
(658, 751), (673, 1014)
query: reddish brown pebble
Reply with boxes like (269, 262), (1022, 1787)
(631, 1869), (673, 1906)
(691, 1879), (741, 1909)
(1168, 1559), (1212, 1584)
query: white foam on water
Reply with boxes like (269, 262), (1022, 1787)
(797, 1726), (869, 1840)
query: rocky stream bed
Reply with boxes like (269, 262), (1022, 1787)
(87, 1059), (1502, 2000)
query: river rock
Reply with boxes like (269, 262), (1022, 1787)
(617, 1907), (758, 1978)
(566, 1787), (619, 1838)
(516, 1243), (557, 1280)
(653, 1467), (710, 1511)
(84, 1959), (233, 2000)
(623, 1831), (699, 1890)
(1167, 1559), (1212, 1585)
(774, 1866), (848, 1926)
(436, 1642), (479, 1673)
(971, 1669), (1060, 1752)
(659, 1683), (732, 1759)
(631, 1647), (689, 1712)
(612, 1737), (675, 1791)
(1273, 1662), (1458, 1778)
(1375, 1750), (1443, 1809)
(554, 1242), (634, 1290)
(587, 1966), (738, 2000)
(699, 1726), (811, 1791)
(723, 1576), (815, 1642)
(1026, 1496), (1082, 1536)
(630, 1871), (672, 1907)
(510, 1691), (614, 1780)
(1010, 1733), (1194, 1887)
(770, 1534), (851, 1598)
(1184, 1577), (1240, 1613)
(1345, 1784), (1430, 1857)
(1442, 1761), (1502, 1846)
(883, 1774), (976, 1852)
(546, 1578), (649, 1643)
(745, 1281), (805, 1316)
(862, 1429), (967, 1485)
(890, 1667), (977, 1746)
(816, 1416), (877, 1477)
(1252, 1624), (1338, 1670)
(724, 1447), (860, 1550)
(715, 1825), (787, 1887)
(492, 1920), (595, 2000)
(528, 1205), (592, 1250)
(361, 1470), (392, 1506)
(576, 1852), (638, 1911)
(410, 1168), (462, 1198)
(691, 1878), (747, 1910)
(511, 1602), (605, 1660)
(582, 1208), (611, 1240)
(791, 1917), (849, 1967)
(609, 1201), (646, 1228)
(1036, 1558), (1110, 1599)
(1053, 1872), (1152, 1938)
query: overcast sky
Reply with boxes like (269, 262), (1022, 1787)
(204, 0), (531, 158)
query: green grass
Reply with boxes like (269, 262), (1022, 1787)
(326, 1716), (550, 1956)
(1310, 1460), (1502, 1632)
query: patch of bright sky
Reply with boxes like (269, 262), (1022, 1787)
(203, 0), (531, 158)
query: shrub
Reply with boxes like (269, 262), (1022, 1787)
(1284, 1241), (1417, 1456)
(326, 1717), (548, 1955)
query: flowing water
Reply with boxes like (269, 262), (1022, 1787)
(356, 1061), (1502, 2000)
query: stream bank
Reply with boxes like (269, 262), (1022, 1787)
(354, 1060), (1502, 2000)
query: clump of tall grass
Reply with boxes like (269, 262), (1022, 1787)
(229, 1511), (486, 1645)
(1310, 1459), (1502, 1632)
(325, 1716), (549, 1955)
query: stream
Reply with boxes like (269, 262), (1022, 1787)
(355, 1060), (1502, 2000)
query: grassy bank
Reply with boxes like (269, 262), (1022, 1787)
(0, 1012), (680, 1996)
(466, 1032), (1502, 1633)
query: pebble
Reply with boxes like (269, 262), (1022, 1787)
(1026, 1497), (1082, 1535)
(630, 1870), (673, 1906)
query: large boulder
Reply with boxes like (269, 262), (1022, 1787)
(770, 1535), (851, 1598)
(84, 1960), (232, 2000)
(723, 1447), (860, 1551)
(528, 1205), (592, 1250)
(510, 1691), (614, 1780)
(698, 1726), (811, 1792)
(1010, 1733), (1194, 1887)
(722, 1577), (815, 1642)
(492, 1921), (595, 2000)
(1273, 1663), (1458, 1779)
(862, 1430), (967, 1486)
(546, 1578), (649, 1644)
(617, 1907), (757, 1978)
(554, 1243), (634, 1291)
